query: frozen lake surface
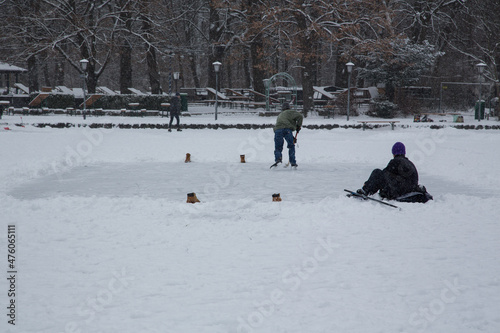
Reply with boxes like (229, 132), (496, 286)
(1, 111), (499, 333)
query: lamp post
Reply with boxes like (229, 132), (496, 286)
(476, 62), (487, 122)
(213, 61), (221, 120)
(79, 59), (89, 120)
(346, 62), (354, 121)
(168, 52), (174, 96)
(263, 79), (270, 111)
(173, 72), (180, 94)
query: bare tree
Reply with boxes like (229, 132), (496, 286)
(256, 0), (392, 115)
(114, 0), (134, 94)
(1, 0), (498, 110)
(0, 0), (45, 92)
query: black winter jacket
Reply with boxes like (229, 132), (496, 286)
(382, 155), (419, 199)
(170, 96), (181, 115)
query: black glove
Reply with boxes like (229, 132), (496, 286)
(296, 126), (301, 133)
(357, 188), (367, 195)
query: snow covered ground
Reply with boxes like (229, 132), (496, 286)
(1, 106), (500, 333)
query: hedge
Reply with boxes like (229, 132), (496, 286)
(25, 93), (171, 110)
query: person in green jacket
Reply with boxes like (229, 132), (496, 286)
(272, 102), (303, 167)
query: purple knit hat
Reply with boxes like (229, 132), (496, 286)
(392, 142), (406, 155)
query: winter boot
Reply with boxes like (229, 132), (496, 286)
(270, 159), (282, 168)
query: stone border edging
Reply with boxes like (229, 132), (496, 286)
(13, 123), (500, 130)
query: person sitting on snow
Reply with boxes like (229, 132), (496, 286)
(357, 142), (432, 203)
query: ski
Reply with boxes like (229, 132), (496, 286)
(344, 189), (400, 209)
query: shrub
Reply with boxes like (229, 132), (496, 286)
(368, 100), (398, 118)
(28, 93), (75, 109)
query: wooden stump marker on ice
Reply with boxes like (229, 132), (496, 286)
(187, 192), (200, 203)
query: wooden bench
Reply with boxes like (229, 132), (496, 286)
(247, 102), (267, 109)
(358, 120), (400, 130)
(259, 111), (281, 117)
(28, 93), (50, 107)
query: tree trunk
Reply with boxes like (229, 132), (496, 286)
(385, 82), (395, 102)
(146, 45), (160, 94)
(27, 55), (39, 93)
(250, 35), (266, 100)
(119, 7), (133, 94)
(120, 42), (133, 94)
(301, 53), (316, 116)
(55, 52), (65, 87)
(208, 2), (226, 89)
(142, 14), (160, 94)
(189, 53), (200, 88)
(293, 10), (320, 116)
(42, 51), (52, 88)
(86, 61), (97, 94)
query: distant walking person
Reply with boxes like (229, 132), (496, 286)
(270, 102), (303, 168)
(169, 93), (181, 132)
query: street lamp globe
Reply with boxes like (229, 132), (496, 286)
(476, 62), (487, 74)
(80, 59), (89, 72)
(213, 61), (221, 73)
(346, 62), (354, 73)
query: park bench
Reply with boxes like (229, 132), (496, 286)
(358, 120), (400, 130)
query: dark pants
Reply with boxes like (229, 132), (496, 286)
(363, 169), (389, 197)
(274, 128), (296, 164)
(169, 113), (179, 129)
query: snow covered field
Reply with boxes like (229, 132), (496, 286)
(1, 107), (500, 333)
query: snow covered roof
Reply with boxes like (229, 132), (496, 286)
(0, 62), (27, 73)
(313, 86), (335, 99)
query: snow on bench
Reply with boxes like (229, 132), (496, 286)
(313, 86), (335, 100)
(14, 83), (29, 94)
(97, 86), (117, 95)
(358, 120), (400, 130)
(206, 87), (229, 100)
(128, 88), (146, 95)
(55, 86), (75, 94)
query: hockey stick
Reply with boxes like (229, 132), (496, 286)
(344, 189), (400, 209)
(285, 131), (299, 167)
